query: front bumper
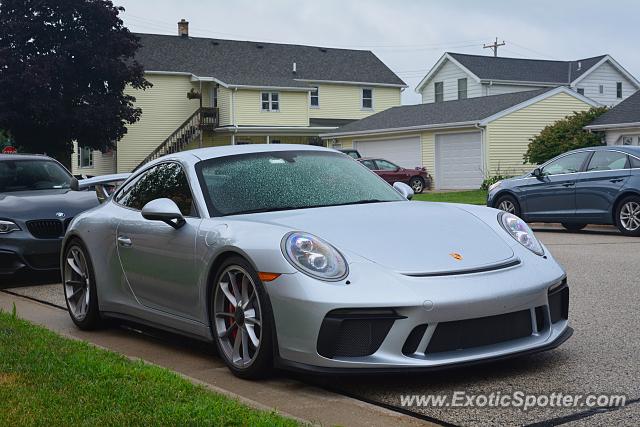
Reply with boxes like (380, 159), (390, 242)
(266, 246), (570, 371)
(0, 229), (63, 274)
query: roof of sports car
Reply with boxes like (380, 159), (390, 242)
(170, 143), (337, 162)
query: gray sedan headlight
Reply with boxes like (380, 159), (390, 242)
(488, 180), (503, 191)
(282, 232), (348, 281)
(499, 212), (544, 256)
(0, 220), (21, 234)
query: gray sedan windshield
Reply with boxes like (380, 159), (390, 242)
(196, 150), (405, 216)
(0, 159), (73, 192)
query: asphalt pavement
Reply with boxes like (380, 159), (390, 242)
(3, 225), (639, 426)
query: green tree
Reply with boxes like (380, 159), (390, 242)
(0, 0), (151, 166)
(523, 107), (608, 165)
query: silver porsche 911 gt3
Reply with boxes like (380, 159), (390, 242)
(61, 144), (572, 379)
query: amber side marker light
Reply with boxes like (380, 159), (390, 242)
(258, 272), (281, 282)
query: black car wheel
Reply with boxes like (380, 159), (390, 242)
(562, 223), (587, 232)
(409, 177), (425, 194)
(62, 239), (103, 330)
(616, 196), (640, 236)
(495, 194), (521, 217)
(211, 256), (274, 379)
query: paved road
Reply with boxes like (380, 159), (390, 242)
(5, 226), (640, 426)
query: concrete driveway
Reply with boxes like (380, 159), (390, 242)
(3, 225), (639, 426)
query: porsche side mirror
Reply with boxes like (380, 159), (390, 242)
(393, 182), (414, 200)
(70, 178), (79, 191)
(532, 168), (543, 179)
(141, 198), (186, 229)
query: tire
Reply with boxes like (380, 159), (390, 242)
(210, 256), (274, 379)
(562, 223), (587, 232)
(615, 195), (640, 237)
(495, 194), (521, 217)
(62, 239), (103, 330)
(409, 177), (425, 194)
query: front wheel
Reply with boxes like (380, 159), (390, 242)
(409, 177), (425, 194)
(616, 196), (640, 236)
(495, 194), (521, 217)
(562, 223), (587, 232)
(211, 257), (274, 379)
(62, 239), (103, 330)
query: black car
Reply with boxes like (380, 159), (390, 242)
(487, 146), (640, 236)
(0, 154), (100, 275)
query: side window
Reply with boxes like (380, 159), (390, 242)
(586, 151), (629, 171)
(434, 82), (444, 102)
(541, 152), (590, 176)
(360, 159), (376, 170)
(376, 160), (399, 171)
(629, 156), (640, 169)
(115, 163), (196, 216)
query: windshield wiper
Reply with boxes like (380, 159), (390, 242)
(226, 200), (392, 216)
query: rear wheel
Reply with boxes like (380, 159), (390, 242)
(616, 196), (640, 236)
(562, 223), (587, 232)
(409, 177), (425, 194)
(211, 257), (273, 379)
(63, 239), (103, 330)
(495, 194), (521, 217)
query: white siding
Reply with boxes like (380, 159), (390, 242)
(604, 127), (640, 146)
(420, 59), (482, 103)
(574, 61), (637, 106)
(484, 84), (549, 96)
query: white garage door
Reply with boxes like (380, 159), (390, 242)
(435, 132), (483, 190)
(355, 136), (422, 169)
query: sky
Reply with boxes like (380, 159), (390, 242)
(113, 0), (640, 105)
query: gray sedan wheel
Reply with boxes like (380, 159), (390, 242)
(495, 194), (521, 217)
(617, 196), (640, 236)
(63, 240), (102, 329)
(212, 257), (273, 378)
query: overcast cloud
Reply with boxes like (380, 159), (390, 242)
(114, 0), (640, 104)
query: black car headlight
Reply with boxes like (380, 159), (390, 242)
(0, 220), (21, 234)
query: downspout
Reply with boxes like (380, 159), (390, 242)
(199, 80), (203, 148)
(231, 87), (238, 145)
(475, 123), (488, 178)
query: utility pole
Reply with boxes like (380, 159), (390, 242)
(483, 37), (506, 57)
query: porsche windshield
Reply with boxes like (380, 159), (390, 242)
(196, 150), (405, 216)
(0, 159), (73, 193)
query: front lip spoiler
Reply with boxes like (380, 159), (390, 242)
(276, 326), (573, 375)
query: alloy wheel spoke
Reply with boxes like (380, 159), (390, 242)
(67, 257), (83, 277)
(241, 328), (250, 365)
(65, 280), (85, 288)
(232, 329), (242, 362)
(72, 250), (84, 275)
(219, 281), (237, 307)
(228, 272), (241, 304)
(241, 275), (249, 305)
(244, 308), (256, 319)
(215, 312), (235, 319)
(70, 286), (84, 301)
(218, 322), (236, 338)
(246, 324), (259, 347)
(245, 317), (261, 327)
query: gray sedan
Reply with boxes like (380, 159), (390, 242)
(62, 145), (571, 379)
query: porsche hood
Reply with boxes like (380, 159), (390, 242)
(245, 201), (516, 275)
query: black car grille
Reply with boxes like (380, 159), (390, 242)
(317, 309), (405, 359)
(26, 219), (64, 239)
(426, 309), (533, 354)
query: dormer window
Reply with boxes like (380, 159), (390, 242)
(617, 82), (623, 99)
(435, 82), (444, 102)
(310, 87), (319, 107)
(361, 88), (373, 109)
(261, 92), (279, 111)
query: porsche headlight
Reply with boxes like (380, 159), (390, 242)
(282, 232), (348, 281)
(499, 212), (544, 256)
(0, 220), (20, 234)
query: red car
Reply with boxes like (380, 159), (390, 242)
(357, 158), (432, 193)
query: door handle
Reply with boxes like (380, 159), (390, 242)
(561, 182), (575, 187)
(610, 178), (624, 183)
(117, 236), (132, 247)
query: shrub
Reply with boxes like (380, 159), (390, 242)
(523, 107), (608, 165)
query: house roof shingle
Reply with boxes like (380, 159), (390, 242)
(448, 53), (607, 84)
(587, 90), (640, 127)
(133, 33), (406, 88)
(324, 88), (555, 135)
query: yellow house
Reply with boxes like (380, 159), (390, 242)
(72, 20), (405, 175)
(321, 87), (598, 190)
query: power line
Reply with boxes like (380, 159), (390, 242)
(483, 37), (506, 57)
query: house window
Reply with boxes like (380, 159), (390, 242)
(435, 82), (444, 102)
(599, 85), (604, 94)
(211, 86), (218, 108)
(310, 87), (319, 107)
(261, 92), (279, 111)
(361, 88), (373, 109)
(78, 146), (93, 168)
(617, 82), (623, 99)
(577, 88), (585, 95)
(622, 136), (634, 145)
(457, 78), (467, 100)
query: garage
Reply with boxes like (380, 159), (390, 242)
(435, 132), (483, 190)
(354, 136), (422, 169)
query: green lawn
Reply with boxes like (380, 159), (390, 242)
(0, 309), (299, 427)
(413, 189), (488, 205)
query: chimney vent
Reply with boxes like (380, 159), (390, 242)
(178, 19), (189, 37)
(292, 62), (297, 73)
